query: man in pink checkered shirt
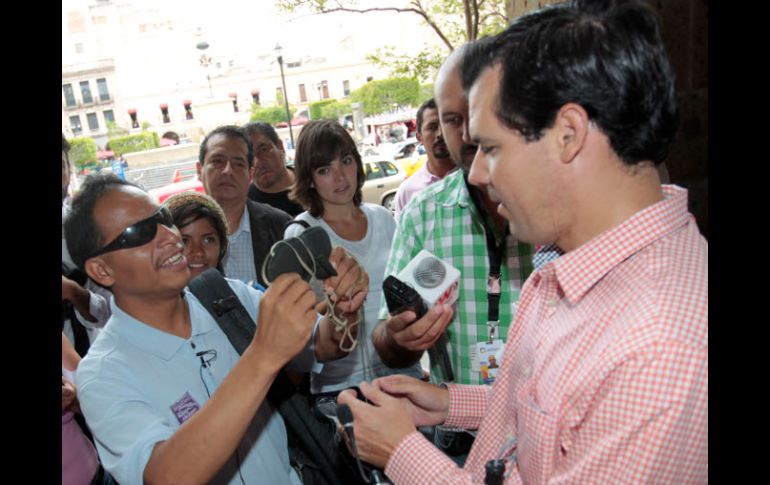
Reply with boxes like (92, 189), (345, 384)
(338, 1), (708, 483)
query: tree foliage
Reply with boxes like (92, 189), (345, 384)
(250, 104), (293, 124)
(69, 137), (98, 171)
(418, 83), (434, 104)
(365, 47), (445, 83)
(106, 121), (129, 139)
(108, 132), (160, 157)
(320, 99), (352, 120)
(309, 99), (337, 120)
(278, 0), (510, 81)
(349, 77), (420, 116)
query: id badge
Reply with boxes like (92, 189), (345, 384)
(470, 339), (504, 384)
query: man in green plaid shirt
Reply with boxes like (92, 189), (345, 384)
(373, 46), (535, 387)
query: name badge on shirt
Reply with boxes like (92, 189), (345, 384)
(470, 339), (504, 384)
(170, 392), (201, 424)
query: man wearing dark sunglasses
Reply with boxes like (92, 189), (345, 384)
(64, 173), (369, 485)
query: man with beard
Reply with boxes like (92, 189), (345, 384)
(372, 44), (536, 461)
(393, 98), (456, 218)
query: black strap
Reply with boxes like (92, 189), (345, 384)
(284, 219), (310, 232)
(465, 177), (506, 330)
(188, 268), (342, 485)
(62, 262), (91, 357)
(484, 227), (504, 325)
(188, 269), (254, 354)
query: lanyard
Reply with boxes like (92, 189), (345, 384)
(466, 177), (507, 344)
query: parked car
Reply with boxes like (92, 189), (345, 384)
(395, 153), (427, 178)
(361, 157), (406, 212)
(171, 165), (197, 183)
(149, 178), (205, 203)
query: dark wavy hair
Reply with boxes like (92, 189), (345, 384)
(64, 173), (142, 270)
(494, 0), (678, 165)
(198, 125), (254, 168)
(290, 119), (365, 218)
(242, 121), (280, 146)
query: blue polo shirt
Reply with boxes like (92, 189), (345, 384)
(76, 279), (307, 485)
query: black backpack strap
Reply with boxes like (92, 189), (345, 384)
(187, 268), (343, 485)
(188, 268), (253, 354)
(283, 219), (311, 232)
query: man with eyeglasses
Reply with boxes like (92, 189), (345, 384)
(66, 172), (368, 484)
(197, 125), (292, 287)
(243, 122), (303, 217)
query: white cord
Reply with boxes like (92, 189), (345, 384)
(260, 238), (360, 352)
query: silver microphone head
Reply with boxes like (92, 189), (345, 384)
(413, 256), (446, 288)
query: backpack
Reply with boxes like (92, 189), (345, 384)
(188, 268), (365, 485)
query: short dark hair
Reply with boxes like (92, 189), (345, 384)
(62, 134), (71, 163)
(290, 119), (365, 218)
(415, 98), (437, 134)
(64, 173), (142, 270)
(494, 0), (678, 165)
(164, 192), (229, 269)
(242, 122), (280, 147)
(460, 4), (572, 95)
(198, 125), (254, 168)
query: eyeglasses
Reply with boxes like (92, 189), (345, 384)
(89, 206), (175, 259)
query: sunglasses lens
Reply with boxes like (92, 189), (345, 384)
(90, 207), (174, 259)
(120, 216), (159, 249)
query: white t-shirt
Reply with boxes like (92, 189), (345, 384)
(284, 203), (423, 393)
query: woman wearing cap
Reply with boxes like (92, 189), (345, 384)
(164, 192), (229, 279)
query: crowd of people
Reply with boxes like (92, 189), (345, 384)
(61, 1), (707, 484)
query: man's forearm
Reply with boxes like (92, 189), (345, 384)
(372, 320), (424, 369)
(143, 344), (281, 484)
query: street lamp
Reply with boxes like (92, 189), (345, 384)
(274, 43), (294, 148)
(196, 41), (214, 98)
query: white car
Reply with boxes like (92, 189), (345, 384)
(361, 157), (405, 212)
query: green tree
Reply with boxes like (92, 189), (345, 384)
(350, 77), (420, 116)
(106, 121), (129, 138)
(320, 100), (353, 121)
(249, 104), (293, 124)
(418, 83), (434, 103)
(278, 0), (511, 81)
(309, 99), (337, 120)
(108, 132), (160, 156)
(69, 137), (98, 171)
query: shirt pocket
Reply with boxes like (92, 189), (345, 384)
(515, 378), (560, 484)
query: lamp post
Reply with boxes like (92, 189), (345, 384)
(196, 41), (213, 98)
(274, 43), (294, 148)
